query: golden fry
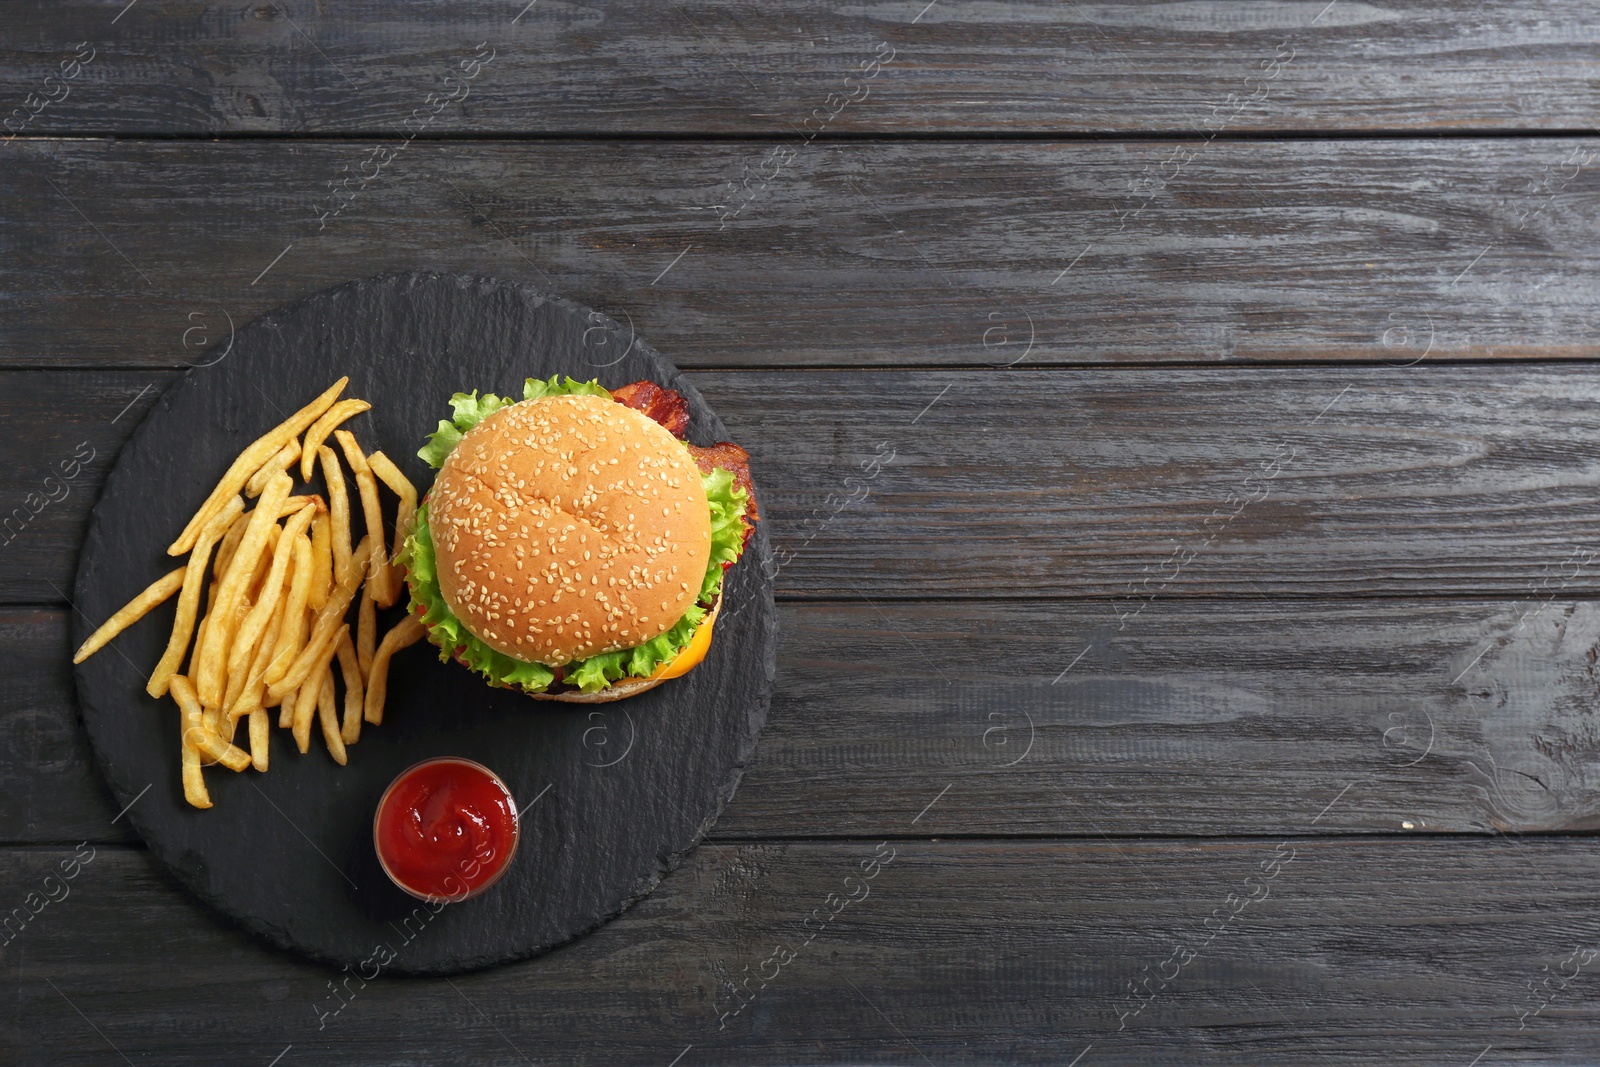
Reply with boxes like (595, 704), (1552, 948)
(289, 680), (316, 754)
(146, 497), (244, 698)
(180, 730), (211, 809)
(278, 684), (297, 730)
(248, 706), (269, 771)
(213, 509), (251, 578)
(267, 536), (371, 700)
(200, 700), (223, 759)
(219, 644), (249, 720)
(262, 534), (314, 687)
(300, 399), (371, 481)
(317, 669), (347, 766)
(334, 429), (370, 476)
(73, 566), (186, 665)
(227, 580), (288, 723)
(270, 600), (347, 705)
(217, 587), (259, 715)
(197, 472), (292, 706)
(277, 494), (323, 518)
(364, 614), (425, 725)
(320, 445), (353, 587)
(225, 502), (316, 694)
(367, 451), (418, 585)
(245, 441), (300, 498)
(189, 604), (211, 678)
(168, 376), (348, 556)
(335, 630), (364, 745)
(357, 583), (376, 678)
(293, 630), (344, 754)
(246, 524), (281, 599)
(308, 512), (332, 611)
(354, 468), (393, 607)
(220, 698), (244, 745)
(171, 676), (250, 773)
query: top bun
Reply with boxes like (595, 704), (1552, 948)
(428, 394), (711, 666)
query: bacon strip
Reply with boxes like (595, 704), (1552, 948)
(611, 380), (759, 550)
(610, 380), (691, 438)
(687, 442), (760, 551)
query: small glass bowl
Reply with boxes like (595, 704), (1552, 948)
(372, 756), (520, 904)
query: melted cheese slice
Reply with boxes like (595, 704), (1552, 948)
(650, 610), (717, 680)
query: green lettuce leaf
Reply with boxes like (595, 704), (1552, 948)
(418, 377), (613, 470)
(395, 509), (559, 694)
(523, 374), (612, 402)
(701, 468), (749, 603)
(399, 395), (752, 695)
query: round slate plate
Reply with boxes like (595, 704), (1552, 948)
(71, 273), (776, 975)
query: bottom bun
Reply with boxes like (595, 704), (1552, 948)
(528, 596), (722, 703)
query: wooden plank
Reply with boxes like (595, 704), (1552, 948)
(721, 596), (1600, 838)
(0, 371), (171, 604)
(2, 839), (1596, 1064)
(4, 138), (1600, 369)
(22, 592), (1600, 844)
(1, 2), (1598, 134)
(0, 609), (124, 844)
(13, 365), (1600, 602)
(700, 364), (1600, 600)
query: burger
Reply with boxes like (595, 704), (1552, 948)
(396, 374), (758, 702)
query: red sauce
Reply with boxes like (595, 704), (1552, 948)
(373, 758), (519, 902)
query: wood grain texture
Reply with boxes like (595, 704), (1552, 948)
(14, 365), (1600, 603)
(3, 138), (1599, 369)
(3, 840), (1598, 1065)
(17, 592), (1600, 845)
(5, 0), (1599, 1055)
(0, 610), (122, 844)
(1, 2), (1597, 134)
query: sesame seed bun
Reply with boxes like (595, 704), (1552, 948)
(428, 394), (711, 667)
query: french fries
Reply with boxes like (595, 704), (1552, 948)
(263, 534), (314, 689)
(72, 566), (186, 665)
(74, 378), (429, 809)
(225, 502), (317, 693)
(213, 510), (250, 578)
(333, 429), (368, 477)
(197, 472), (292, 707)
(168, 376), (347, 556)
(293, 626), (345, 754)
(268, 537), (371, 701)
(308, 512), (332, 612)
(248, 706), (270, 772)
(245, 441), (300, 498)
(357, 583), (376, 678)
(300, 399), (371, 481)
(147, 498), (244, 698)
(180, 725), (210, 809)
(317, 669), (346, 766)
(364, 615), (425, 725)
(170, 676), (251, 773)
(368, 451), (417, 594)
(227, 545), (296, 723)
(341, 431), (394, 607)
(320, 445), (353, 587)
(335, 630), (364, 745)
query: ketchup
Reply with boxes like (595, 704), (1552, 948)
(373, 758), (519, 903)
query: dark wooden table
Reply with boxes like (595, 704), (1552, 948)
(5, 2), (1600, 1063)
